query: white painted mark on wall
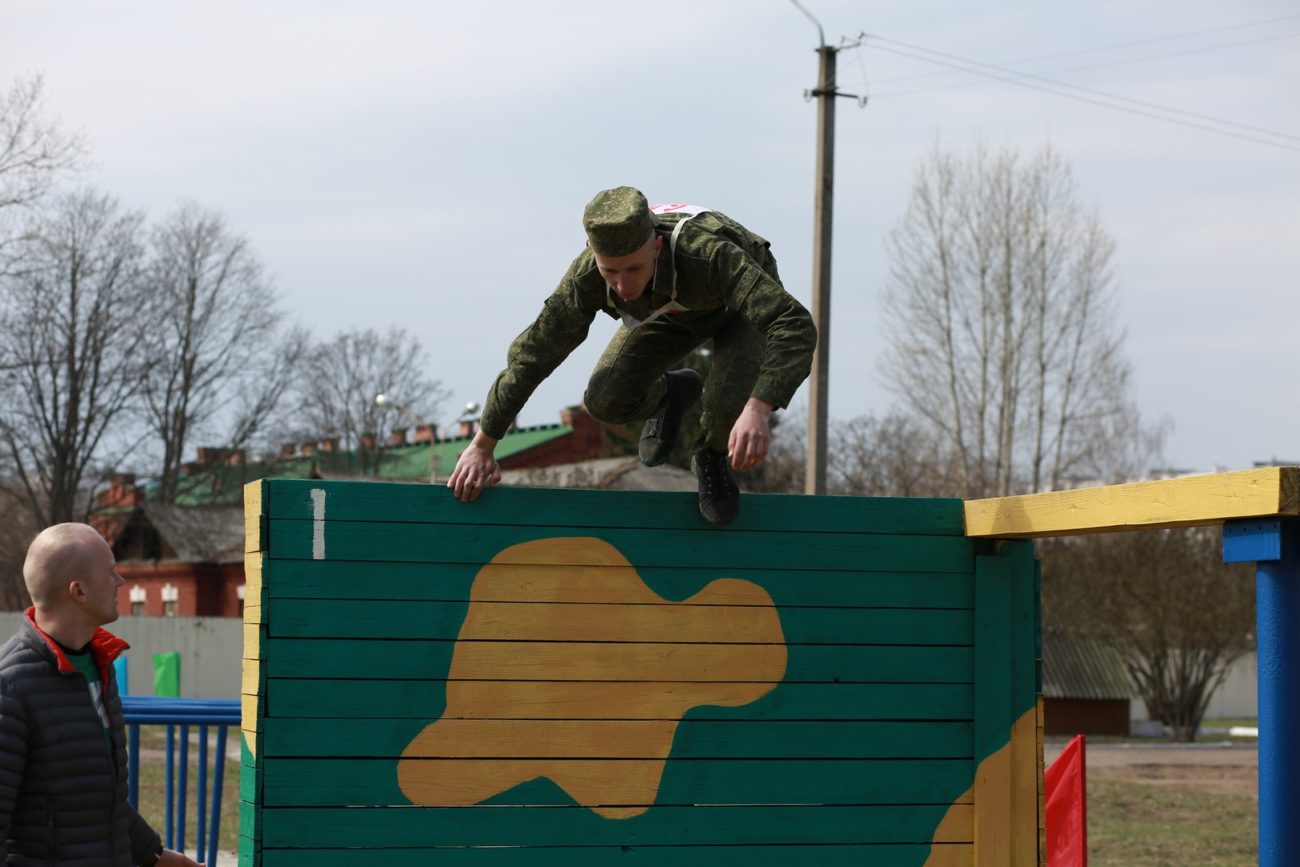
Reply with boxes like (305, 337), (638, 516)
(311, 488), (326, 560)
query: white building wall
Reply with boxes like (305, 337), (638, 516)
(1129, 651), (1258, 723)
(1202, 652), (1257, 720)
(0, 613), (242, 698)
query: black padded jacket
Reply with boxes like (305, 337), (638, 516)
(0, 610), (162, 866)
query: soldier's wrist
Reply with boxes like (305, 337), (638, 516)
(471, 430), (500, 451)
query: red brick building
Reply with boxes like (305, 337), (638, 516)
(92, 483), (246, 618)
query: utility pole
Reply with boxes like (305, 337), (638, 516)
(806, 42), (836, 495)
(792, 2), (865, 495)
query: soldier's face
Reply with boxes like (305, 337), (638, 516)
(594, 236), (662, 302)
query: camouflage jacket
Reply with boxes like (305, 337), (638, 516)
(479, 210), (817, 440)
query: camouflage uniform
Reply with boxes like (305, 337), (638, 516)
(479, 192), (816, 454)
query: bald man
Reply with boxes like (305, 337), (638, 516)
(0, 524), (203, 866)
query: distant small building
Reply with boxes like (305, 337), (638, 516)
(1042, 633), (1136, 736)
(93, 497), (245, 618)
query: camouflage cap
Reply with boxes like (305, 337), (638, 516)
(582, 187), (656, 257)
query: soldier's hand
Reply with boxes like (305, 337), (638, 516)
(728, 398), (774, 471)
(447, 432), (502, 501)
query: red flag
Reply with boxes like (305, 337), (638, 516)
(1045, 733), (1087, 866)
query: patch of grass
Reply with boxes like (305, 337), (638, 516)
(1201, 718), (1258, 730)
(1089, 778), (1257, 867)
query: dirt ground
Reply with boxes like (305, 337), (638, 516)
(1044, 742), (1258, 799)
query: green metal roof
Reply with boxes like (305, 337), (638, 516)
(430, 424), (574, 477)
(166, 457), (315, 507)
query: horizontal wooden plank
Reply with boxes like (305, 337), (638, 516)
(274, 753), (977, 811)
(262, 843), (972, 867)
(265, 520), (976, 573)
(257, 803), (971, 846)
(965, 465), (1300, 538)
(260, 759), (974, 809)
(258, 718), (974, 759)
(261, 560), (974, 608)
(264, 478), (966, 536)
(261, 679), (973, 720)
(263, 599), (973, 645)
(257, 640), (973, 683)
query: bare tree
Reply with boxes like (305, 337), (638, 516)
(829, 413), (962, 498)
(1042, 528), (1255, 741)
(0, 496), (39, 609)
(0, 75), (85, 266)
(141, 203), (304, 503)
(882, 140), (1145, 498)
(0, 189), (149, 525)
(293, 327), (448, 475)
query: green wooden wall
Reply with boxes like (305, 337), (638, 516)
(241, 479), (1041, 866)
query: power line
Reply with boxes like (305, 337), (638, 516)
(871, 13), (1300, 86)
(872, 31), (1300, 99)
(867, 33), (1300, 143)
(862, 35), (1300, 153)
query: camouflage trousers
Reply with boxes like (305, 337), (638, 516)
(583, 308), (764, 454)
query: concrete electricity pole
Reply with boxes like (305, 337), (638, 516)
(806, 40), (837, 495)
(792, 2), (865, 494)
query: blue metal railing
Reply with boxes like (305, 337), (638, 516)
(123, 697), (240, 867)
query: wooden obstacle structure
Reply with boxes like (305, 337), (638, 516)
(241, 468), (1299, 865)
(241, 479), (1040, 866)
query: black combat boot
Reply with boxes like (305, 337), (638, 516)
(639, 369), (704, 467)
(692, 447), (740, 526)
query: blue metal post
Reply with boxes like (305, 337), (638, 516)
(1224, 518), (1300, 867)
(178, 723), (189, 854)
(197, 724), (208, 860)
(208, 725), (228, 867)
(164, 725), (175, 848)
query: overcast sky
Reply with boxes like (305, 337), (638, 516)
(4, 0), (1297, 474)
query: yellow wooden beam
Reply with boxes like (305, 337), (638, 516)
(243, 479), (264, 553)
(964, 466), (1300, 539)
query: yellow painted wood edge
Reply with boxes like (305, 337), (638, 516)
(965, 466), (1300, 538)
(243, 552), (263, 627)
(241, 624), (262, 745)
(243, 479), (265, 553)
(243, 624), (260, 660)
(241, 695), (259, 739)
(241, 657), (261, 698)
